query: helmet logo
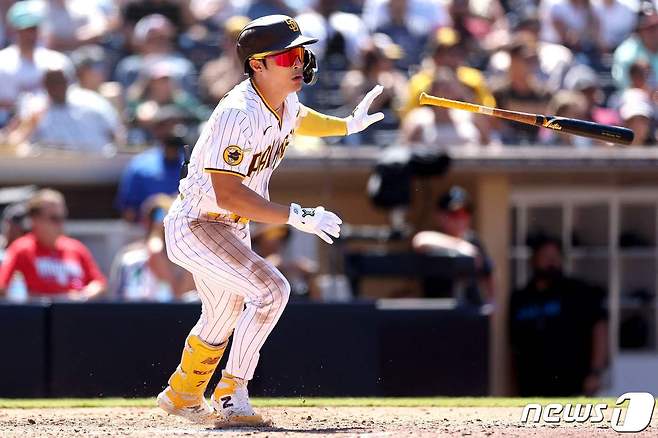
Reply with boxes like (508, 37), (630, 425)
(285, 18), (299, 32)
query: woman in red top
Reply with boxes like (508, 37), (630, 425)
(0, 189), (106, 300)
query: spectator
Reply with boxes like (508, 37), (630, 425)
(401, 69), (482, 146)
(402, 27), (495, 117)
(612, 3), (658, 89)
(489, 37), (549, 144)
(121, 0), (194, 33)
(542, 90), (591, 146)
(109, 194), (194, 301)
(7, 65), (120, 151)
(564, 63), (619, 127)
(126, 60), (211, 132)
(628, 58), (654, 93)
(251, 224), (320, 301)
(0, 202), (29, 300)
(0, 1), (72, 123)
(592, 0), (637, 54)
(296, 0), (369, 68)
(40, 0), (112, 52)
(373, 0), (428, 70)
(362, 0), (449, 37)
(70, 44), (125, 144)
(113, 14), (197, 94)
(246, 0), (295, 19)
(0, 189), (107, 300)
(540, 0), (602, 62)
(412, 186), (494, 306)
(117, 128), (184, 221)
(340, 34), (408, 144)
(509, 235), (608, 396)
(618, 88), (656, 145)
(198, 15), (250, 105)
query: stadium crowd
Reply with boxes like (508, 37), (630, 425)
(0, 0), (651, 153)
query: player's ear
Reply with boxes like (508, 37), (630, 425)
(249, 58), (266, 73)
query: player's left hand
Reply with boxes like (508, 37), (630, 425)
(345, 85), (385, 135)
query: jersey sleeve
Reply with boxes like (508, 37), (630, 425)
(77, 242), (107, 286)
(201, 108), (253, 178)
(0, 244), (21, 289)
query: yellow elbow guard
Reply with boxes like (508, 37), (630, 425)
(297, 107), (347, 137)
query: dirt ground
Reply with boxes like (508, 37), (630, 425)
(0, 406), (655, 437)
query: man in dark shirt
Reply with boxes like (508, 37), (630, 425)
(509, 236), (608, 396)
(490, 36), (549, 144)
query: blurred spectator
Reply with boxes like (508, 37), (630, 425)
(628, 58), (654, 93)
(40, 0), (112, 52)
(109, 194), (194, 301)
(447, 0), (492, 67)
(612, 3), (658, 89)
(412, 186), (493, 306)
(189, 0), (245, 29)
(489, 37), (549, 144)
(121, 0), (194, 33)
(403, 27), (495, 117)
(618, 87), (656, 145)
(509, 235), (608, 396)
(296, 0), (369, 67)
(341, 34), (407, 144)
(541, 90), (592, 146)
(113, 14), (197, 94)
(540, 0), (602, 62)
(0, 1), (72, 123)
(362, 0), (449, 37)
(0, 202), (29, 300)
(247, 0), (295, 19)
(372, 0), (428, 70)
(117, 129), (184, 221)
(0, 189), (107, 300)
(70, 44), (125, 144)
(7, 65), (120, 151)
(251, 224), (320, 300)
(592, 0), (637, 53)
(563, 63), (619, 127)
(487, 14), (574, 93)
(401, 69), (482, 146)
(198, 15), (249, 105)
(126, 60), (211, 132)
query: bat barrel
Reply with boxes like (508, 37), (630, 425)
(542, 117), (634, 145)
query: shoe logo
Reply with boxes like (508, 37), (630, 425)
(221, 396), (233, 409)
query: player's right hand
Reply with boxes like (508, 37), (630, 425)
(287, 203), (342, 244)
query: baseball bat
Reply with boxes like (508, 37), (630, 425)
(419, 92), (634, 145)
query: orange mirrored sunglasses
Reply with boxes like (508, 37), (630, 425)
(253, 46), (304, 67)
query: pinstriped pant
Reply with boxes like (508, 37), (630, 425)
(164, 215), (290, 380)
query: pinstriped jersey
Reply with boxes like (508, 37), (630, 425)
(172, 78), (300, 220)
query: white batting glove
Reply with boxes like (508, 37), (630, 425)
(345, 85), (385, 135)
(287, 203), (342, 244)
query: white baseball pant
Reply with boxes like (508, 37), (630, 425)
(164, 214), (290, 380)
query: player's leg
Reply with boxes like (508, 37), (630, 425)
(164, 218), (290, 424)
(157, 275), (244, 423)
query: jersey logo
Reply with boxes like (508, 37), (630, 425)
(223, 145), (244, 166)
(286, 18), (299, 32)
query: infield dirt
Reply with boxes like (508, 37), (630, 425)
(1, 406), (656, 437)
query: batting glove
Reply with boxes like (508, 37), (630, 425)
(345, 85), (385, 135)
(287, 203), (342, 244)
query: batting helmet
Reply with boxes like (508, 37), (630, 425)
(237, 15), (319, 84)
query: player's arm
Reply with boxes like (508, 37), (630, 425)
(296, 85), (385, 137)
(211, 173), (342, 244)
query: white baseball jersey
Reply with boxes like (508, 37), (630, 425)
(163, 78), (298, 381)
(173, 78), (300, 221)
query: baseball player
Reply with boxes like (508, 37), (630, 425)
(157, 15), (384, 426)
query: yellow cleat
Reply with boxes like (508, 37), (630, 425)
(157, 386), (215, 424)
